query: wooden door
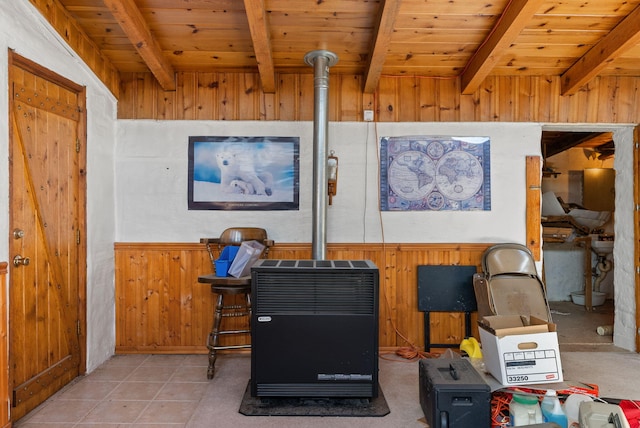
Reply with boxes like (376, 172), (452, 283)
(8, 53), (86, 420)
(583, 168), (615, 211)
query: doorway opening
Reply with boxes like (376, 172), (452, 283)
(541, 129), (615, 347)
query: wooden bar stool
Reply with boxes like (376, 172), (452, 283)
(197, 274), (252, 379)
(198, 228), (273, 379)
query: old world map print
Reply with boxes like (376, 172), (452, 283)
(380, 136), (491, 211)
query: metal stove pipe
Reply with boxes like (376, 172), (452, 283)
(304, 50), (338, 260)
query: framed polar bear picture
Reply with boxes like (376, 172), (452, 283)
(188, 136), (300, 210)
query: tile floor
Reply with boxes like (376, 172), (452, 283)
(14, 299), (617, 427)
(15, 354), (212, 427)
(15, 352), (430, 428)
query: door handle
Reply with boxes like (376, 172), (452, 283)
(13, 255), (30, 267)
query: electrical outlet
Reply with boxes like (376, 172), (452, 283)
(363, 110), (374, 122)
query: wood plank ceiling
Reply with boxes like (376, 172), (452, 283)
(35, 0), (640, 98)
(542, 131), (614, 159)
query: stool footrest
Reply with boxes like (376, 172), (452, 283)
(212, 344), (251, 350)
(213, 329), (251, 335)
(221, 312), (250, 317)
(220, 304), (248, 310)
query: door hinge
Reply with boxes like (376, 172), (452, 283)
(77, 320), (81, 337)
(76, 229), (81, 245)
(76, 138), (81, 153)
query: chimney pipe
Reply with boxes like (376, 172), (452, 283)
(304, 49), (338, 260)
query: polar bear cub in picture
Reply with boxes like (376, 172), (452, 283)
(216, 150), (273, 196)
(228, 179), (254, 195)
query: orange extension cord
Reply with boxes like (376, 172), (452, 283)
(490, 392), (512, 428)
(378, 275), (441, 361)
(393, 345), (435, 361)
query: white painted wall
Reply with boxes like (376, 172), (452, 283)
(612, 127), (636, 351)
(116, 121), (541, 244)
(0, 0), (118, 371)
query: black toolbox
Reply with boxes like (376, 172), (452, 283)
(419, 358), (491, 428)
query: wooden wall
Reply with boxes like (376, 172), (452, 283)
(115, 243), (490, 354)
(118, 72), (640, 123)
(113, 71), (560, 355)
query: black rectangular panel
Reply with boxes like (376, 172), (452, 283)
(417, 265), (478, 312)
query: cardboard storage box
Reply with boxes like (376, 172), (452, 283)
(478, 315), (562, 385)
(473, 244), (563, 386)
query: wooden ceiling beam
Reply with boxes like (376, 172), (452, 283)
(102, 0), (176, 91)
(543, 132), (601, 158)
(243, 0), (276, 93)
(363, 0), (403, 94)
(561, 4), (640, 95)
(460, 0), (545, 95)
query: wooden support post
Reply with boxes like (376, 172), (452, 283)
(576, 236), (593, 311)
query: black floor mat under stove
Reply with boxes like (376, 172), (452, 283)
(238, 382), (390, 417)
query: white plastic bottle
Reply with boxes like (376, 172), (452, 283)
(540, 389), (568, 428)
(509, 394), (542, 426)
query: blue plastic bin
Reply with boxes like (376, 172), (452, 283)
(215, 246), (240, 277)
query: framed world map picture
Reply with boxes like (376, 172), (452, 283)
(380, 136), (491, 211)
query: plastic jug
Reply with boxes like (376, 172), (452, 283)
(541, 389), (568, 428)
(509, 394), (542, 426)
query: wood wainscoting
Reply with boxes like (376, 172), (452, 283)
(115, 243), (492, 354)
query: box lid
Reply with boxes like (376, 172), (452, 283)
(479, 315), (555, 337)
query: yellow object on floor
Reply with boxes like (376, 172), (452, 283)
(460, 337), (483, 359)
